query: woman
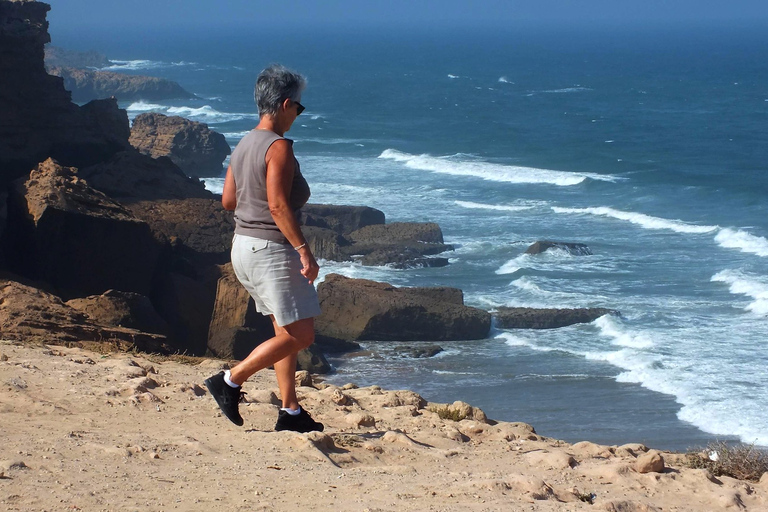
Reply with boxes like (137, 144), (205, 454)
(204, 64), (323, 433)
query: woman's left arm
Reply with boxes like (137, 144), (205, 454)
(222, 166), (236, 210)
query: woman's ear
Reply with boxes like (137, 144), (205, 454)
(281, 97), (292, 112)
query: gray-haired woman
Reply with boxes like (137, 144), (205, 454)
(204, 64), (323, 433)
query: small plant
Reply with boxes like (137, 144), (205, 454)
(685, 441), (768, 482)
(427, 404), (468, 422)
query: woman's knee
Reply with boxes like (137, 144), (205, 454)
(284, 317), (315, 349)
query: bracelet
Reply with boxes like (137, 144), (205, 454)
(294, 243), (307, 251)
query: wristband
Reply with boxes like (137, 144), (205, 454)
(294, 243), (307, 251)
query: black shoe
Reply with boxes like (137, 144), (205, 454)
(275, 408), (324, 433)
(204, 372), (244, 426)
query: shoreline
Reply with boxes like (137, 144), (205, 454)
(2, 339), (766, 511)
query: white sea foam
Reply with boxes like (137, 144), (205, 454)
(714, 228), (768, 257)
(126, 101), (166, 112)
(552, 206), (719, 234)
(447, 74), (460, 79)
(594, 315), (654, 349)
(711, 269), (768, 315)
(454, 200), (535, 212)
(542, 86), (592, 93)
(104, 59), (164, 70)
(379, 149), (616, 186)
(496, 254), (529, 275)
(202, 178), (225, 195)
(166, 105), (253, 123)
(498, 76), (513, 84)
(223, 131), (251, 139)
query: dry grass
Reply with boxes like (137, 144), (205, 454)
(685, 441), (768, 482)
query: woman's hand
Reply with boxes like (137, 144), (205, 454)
(297, 245), (319, 284)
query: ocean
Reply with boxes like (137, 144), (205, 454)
(52, 23), (768, 451)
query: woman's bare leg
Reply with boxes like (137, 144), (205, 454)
(227, 316), (314, 393)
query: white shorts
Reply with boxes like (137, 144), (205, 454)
(231, 233), (321, 327)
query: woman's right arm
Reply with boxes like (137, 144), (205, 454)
(222, 165), (236, 210)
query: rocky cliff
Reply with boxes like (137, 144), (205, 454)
(0, 0), (130, 189)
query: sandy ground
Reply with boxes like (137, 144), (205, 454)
(1, 339), (766, 512)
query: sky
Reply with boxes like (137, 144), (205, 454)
(46, 0), (768, 32)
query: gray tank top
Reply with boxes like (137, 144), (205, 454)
(230, 129), (310, 243)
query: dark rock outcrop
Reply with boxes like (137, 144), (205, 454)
(0, 277), (169, 352)
(525, 241), (592, 256)
(0, 1), (130, 189)
(78, 149), (212, 202)
(48, 66), (195, 103)
(316, 274), (491, 341)
(3, 158), (161, 299)
(129, 113), (230, 177)
(493, 307), (616, 329)
(396, 344), (444, 358)
(44, 45), (110, 68)
(301, 204), (385, 235)
(65, 289), (170, 336)
(300, 208), (454, 268)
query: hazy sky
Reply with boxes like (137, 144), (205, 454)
(46, 0), (768, 31)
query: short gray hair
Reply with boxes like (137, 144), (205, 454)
(254, 64), (306, 117)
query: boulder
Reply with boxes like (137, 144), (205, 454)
(129, 113), (230, 177)
(316, 273), (491, 341)
(0, 1), (130, 188)
(65, 289), (170, 335)
(494, 307), (615, 329)
(297, 345), (331, 374)
(3, 158), (161, 299)
(44, 45), (110, 68)
(395, 344), (444, 358)
(525, 241), (592, 256)
(78, 149), (212, 202)
(48, 66), (195, 103)
(0, 277), (169, 352)
(301, 204), (385, 235)
(359, 248), (450, 269)
(635, 450), (665, 474)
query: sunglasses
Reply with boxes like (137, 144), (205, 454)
(294, 101), (305, 115)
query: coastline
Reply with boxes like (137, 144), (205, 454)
(2, 340), (766, 511)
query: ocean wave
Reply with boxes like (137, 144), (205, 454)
(125, 102), (253, 124)
(594, 315), (654, 349)
(496, 332), (557, 352)
(447, 74), (460, 79)
(223, 131), (251, 139)
(711, 269), (768, 315)
(104, 59), (196, 71)
(496, 254), (529, 275)
(552, 206), (719, 234)
(542, 86), (592, 93)
(498, 76), (513, 84)
(379, 149), (617, 186)
(454, 200), (535, 212)
(714, 228), (768, 257)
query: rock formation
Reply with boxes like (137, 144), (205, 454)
(65, 289), (170, 336)
(301, 206), (453, 268)
(0, 0), (130, 189)
(493, 307), (616, 329)
(316, 274), (491, 341)
(3, 159), (162, 299)
(526, 241), (593, 256)
(48, 66), (195, 103)
(0, 277), (169, 352)
(129, 113), (230, 177)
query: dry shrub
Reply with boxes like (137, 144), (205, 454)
(685, 441), (768, 482)
(427, 404), (467, 422)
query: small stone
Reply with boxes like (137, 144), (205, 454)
(0, 353), (8, 362)
(149, 452), (160, 459)
(295, 371), (313, 387)
(635, 450), (665, 474)
(330, 389), (349, 405)
(345, 413), (376, 428)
